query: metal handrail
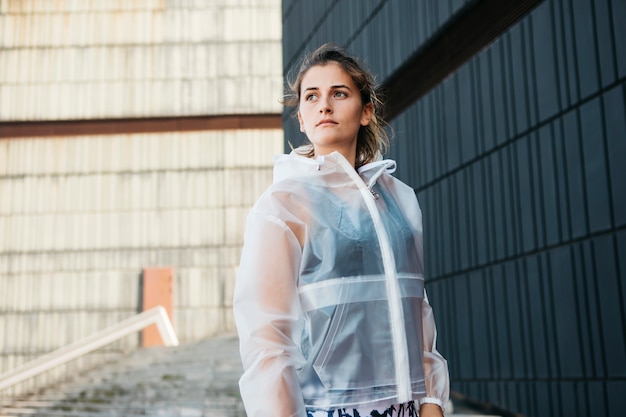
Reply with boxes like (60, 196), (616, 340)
(0, 306), (179, 391)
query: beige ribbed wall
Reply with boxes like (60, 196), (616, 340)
(0, 0), (282, 120)
(0, 0), (283, 396)
(0, 130), (283, 395)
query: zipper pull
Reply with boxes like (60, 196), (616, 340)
(316, 155), (325, 171)
(369, 186), (380, 200)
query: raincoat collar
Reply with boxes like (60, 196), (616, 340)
(273, 149), (396, 189)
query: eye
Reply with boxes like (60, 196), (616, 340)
(304, 93), (318, 101)
(334, 91), (347, 98)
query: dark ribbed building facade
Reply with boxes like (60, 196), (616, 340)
(281, 1), (626, 416)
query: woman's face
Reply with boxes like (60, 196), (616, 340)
(297, 62), (372, 159)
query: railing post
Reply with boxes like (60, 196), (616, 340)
(0, 306), (179, 392)
(142, 267), (175, 347)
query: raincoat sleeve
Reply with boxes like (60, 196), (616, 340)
(419, 289), (450, 410)
(233, 208), (307, 417)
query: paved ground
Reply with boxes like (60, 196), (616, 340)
(0, 333), (495, 417)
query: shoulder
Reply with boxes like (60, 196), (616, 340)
(379, 174), (423, 225)
(381, 174), (418, 200)
(249, 177), (317, 222)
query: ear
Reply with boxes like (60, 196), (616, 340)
(297, 111), (305, 132)
(360, 102), (374, 126)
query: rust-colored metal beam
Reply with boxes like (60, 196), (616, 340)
(0, 113), (282, 139)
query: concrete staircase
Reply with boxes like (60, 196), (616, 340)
(0, 333), (495, 417)
(0, 333), (245, 417)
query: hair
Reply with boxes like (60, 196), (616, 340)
(284, 43), (390, 168)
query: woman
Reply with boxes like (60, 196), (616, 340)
(233, 43), (449, 417)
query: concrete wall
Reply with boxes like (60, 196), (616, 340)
(0, 0), (283, 397)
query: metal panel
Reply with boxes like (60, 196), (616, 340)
(282, 0), (626, 415)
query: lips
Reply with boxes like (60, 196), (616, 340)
(316, 119), (337, 126)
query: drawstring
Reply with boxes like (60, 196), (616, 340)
(359, 160), (396, 200)
(359, 160), (396, 188)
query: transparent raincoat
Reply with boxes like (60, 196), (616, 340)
(234, 151), (449, 417)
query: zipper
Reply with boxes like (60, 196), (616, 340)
(368, 186), (380, 200)
(336, 156), (412, 402)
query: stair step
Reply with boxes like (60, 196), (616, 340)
(1, 333), (245, 417)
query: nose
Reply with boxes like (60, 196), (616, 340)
(319, 96), (332, 113)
